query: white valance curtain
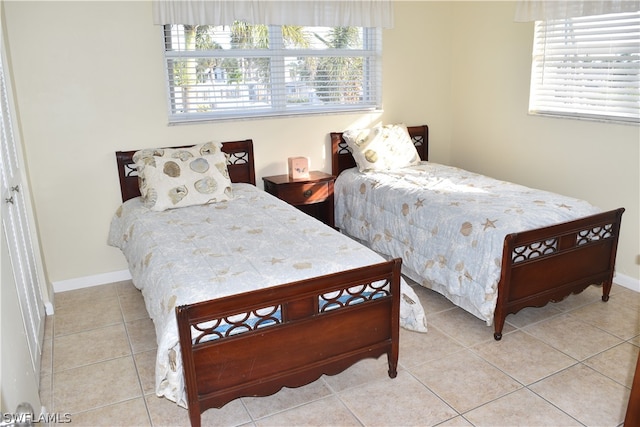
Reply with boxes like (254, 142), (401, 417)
(515, 0), (640, 21)
(152, 0), (394, 28)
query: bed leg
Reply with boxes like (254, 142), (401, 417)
(493, 316), (505, 341)
(602, 280), (612, 302)
(188, 409), (201, 427)
(388, 364), (398, 378)
(387, 350), (398, 378)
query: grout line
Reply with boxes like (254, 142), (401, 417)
(48, 279), (638, 427)
(117, 283), (155, 427)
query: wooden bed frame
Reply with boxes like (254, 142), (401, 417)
(115, 140), (401, 427)
(626, 351), (640, 425)
(330, 125), (625, 340)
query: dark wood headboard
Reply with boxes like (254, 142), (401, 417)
(330, 125), (429, 177)
(115, 139), (256, 202)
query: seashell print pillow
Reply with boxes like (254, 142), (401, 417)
(342, 123), (421, 172)
(133, 141), (233, 211)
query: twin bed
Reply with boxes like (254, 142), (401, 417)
(109, 125), (624, 426)
(109, 139), (427, 427)
(330, 124), (624, 340)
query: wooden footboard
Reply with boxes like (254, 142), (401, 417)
(493, 208), (624, 340)
(176, 259), (402, 427)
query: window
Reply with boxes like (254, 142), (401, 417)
(529, 11), (640, 124)
(162, 23), (381, 123)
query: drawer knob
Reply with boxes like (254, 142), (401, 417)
(303, 189), (312, 198)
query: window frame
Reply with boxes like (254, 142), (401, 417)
(161, 24), (382, 124)
(528, 11), (640, 125)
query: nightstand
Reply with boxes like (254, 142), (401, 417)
(263, 171), (335, 228)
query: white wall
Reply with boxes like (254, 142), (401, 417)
(2, 0), (452, 288)
(2, 1), (638, 292)
(449, 1), (639, 284)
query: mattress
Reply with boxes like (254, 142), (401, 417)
(108, 183), (427, 406)
(334, 162), (602, 325)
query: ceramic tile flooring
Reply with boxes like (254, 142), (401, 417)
(41, 279), (639, 426)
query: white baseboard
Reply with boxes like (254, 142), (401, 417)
(614, 272), (640, 292)
(52, 269), (132, 293)
(44, 301), (54, 315)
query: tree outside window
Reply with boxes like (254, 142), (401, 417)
(163, 22), (381, 122)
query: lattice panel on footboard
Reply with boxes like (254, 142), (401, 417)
(511, 222), (616, 264)
(191, 305), (283, 343)
(320, 279), (391, 312)
(189, 278), (392, 343)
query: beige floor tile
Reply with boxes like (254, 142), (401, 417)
(242, 378), (332, 420)
(53, 356), (142, 414)
(322, 355), (395, 393)
(399, 326), (464, 368)
(45, 279), (640, 427)
(69, 398), (151, 426)
(609, 283), (628, 295)
(54, 284), (119, 310)
(569, 296), (640, 340)
(523, 313), (623, 360)
(119, 289), (150, 322)
(115, 280), (138, 296)
(408, 279), (457, 315)
(615, 287), (640, 311)
(54, 296), (123, 336)
(41, 336), (53, 377)
(53, 324), (131, 372)
(552, 283), (606, 312)
(146, 394), (251, 427)
(504, 303), (563, 329)
(471, 330), (577, 385)
(134, 349), (158, 395)
(44, 314), (54, 340)
(434, 416), (473, 426)
(427, 307), (513, 347)
(339, 370), (458, 426)
(463, 388), (581, 426)
(410, 349), (521, 413)
(126, 318), (157, 354)
(529, 363), (630, 426)
(39, 373), (52, 414)
(255, 395), (360, 426)
(584, 342), (640, 388)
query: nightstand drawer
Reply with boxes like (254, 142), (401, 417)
(262, 171), (335, 228)
(277, 182), (330, 205)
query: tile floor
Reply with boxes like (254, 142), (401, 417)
(41, 279), (639, 426)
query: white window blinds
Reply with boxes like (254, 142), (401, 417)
(163, 24), (382, 122)
(529, 11), (640, 123)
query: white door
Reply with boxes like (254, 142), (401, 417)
(0, 17), (45, 381)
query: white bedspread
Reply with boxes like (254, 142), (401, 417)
(108, 183), (427, 407)
(334, 163), (602, 326)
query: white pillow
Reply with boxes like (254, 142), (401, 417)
(342, 124), (421, 172)
(133, 142), (233, 211)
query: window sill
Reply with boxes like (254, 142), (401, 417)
(167, 106), (383, 126)
(528, 111), (639, 127)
